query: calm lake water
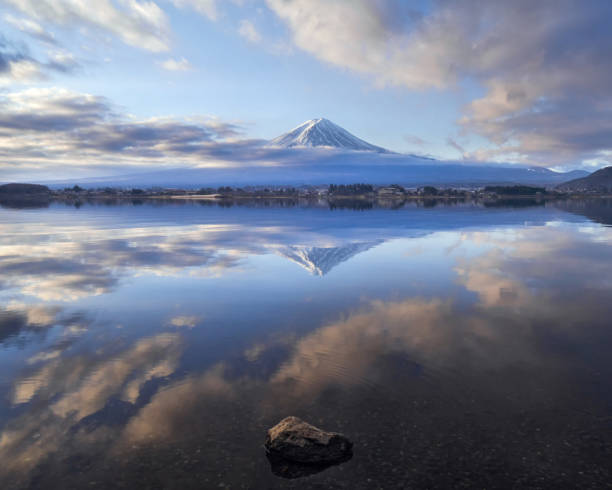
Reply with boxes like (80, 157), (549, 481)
(1, 199), (611, 489)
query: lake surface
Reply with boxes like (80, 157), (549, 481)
(1, 199), (611, 489)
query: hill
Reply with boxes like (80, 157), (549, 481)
(0, 183), (50, 194)
(556, 166), (612, 193)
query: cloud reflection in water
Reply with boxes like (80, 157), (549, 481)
(0, 202), (611, 487)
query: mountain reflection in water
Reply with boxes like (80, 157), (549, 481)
(0, 199), (611, 489)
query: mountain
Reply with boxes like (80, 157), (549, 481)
(556, 166), (612, 193)
(278, 241), (382, 276)
(554, 169), (592, 181)
(35, 117), (589, 188)
(42, 163), (589, 189)
(269, 118), (391, 153)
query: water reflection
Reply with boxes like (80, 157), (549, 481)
(0, 199), (577, 303)
(266, 451), (353, 479)
(0, 305), (58, 346)
(556, 198), (612, 227)
(0, 304), (85, 350)
(279, 241), (382, 276)
(0, 196), (50, 210)
(0, 200), (611, 488)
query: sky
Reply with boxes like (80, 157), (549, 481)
(0, 0), (611, 181)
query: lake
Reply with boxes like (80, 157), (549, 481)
(1, 198), (611, 489)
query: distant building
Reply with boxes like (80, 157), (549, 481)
(377, 185), (406, 198)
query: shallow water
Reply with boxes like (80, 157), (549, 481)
(1, 199), (611, 489)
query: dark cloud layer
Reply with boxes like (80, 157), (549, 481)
(0, 46), (26, 73)
(0, 35), (78, 83)
(0, 87), (254, 170)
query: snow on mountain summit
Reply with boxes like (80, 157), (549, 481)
(268, 118), (391, 153)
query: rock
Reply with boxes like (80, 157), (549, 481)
(265, 416), (353, 464)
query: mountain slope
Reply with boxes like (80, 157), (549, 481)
(556, 166), (612, 192)
(269, 118), (390, 153)
(43, 162), (589, 189)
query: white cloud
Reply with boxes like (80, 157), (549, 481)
(265, 0), (612, 167)
(0, 39), (80, 86)
(160, 56), (192, 71)
(171, 0), (218, 20)
(0, 58), (43, 85)
(266, 0), (434, 87)
(2, 0), (171, 52)
(4, 14), (56, 44)
(238, 19), (261, 43)
(0, 87), (249, 171)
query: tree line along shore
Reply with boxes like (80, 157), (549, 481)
(1, 182), (611, 206)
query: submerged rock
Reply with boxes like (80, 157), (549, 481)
(265, 416), (353, 464)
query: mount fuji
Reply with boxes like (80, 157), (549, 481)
(45, 117), (589, 188)
(269, 118), (391, 153)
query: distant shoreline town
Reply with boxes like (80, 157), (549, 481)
(1, 178), (612, 210)
(3, 163), (611, 204)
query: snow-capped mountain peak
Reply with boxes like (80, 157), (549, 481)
(268, 118), (391, 153)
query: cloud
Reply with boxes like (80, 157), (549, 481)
(171, 0), (218, 21)
(45, 50), (79, 73)
(0, 36), (79, 84)
(2, 0), (171, 52)
(0, 37), (41, 83)
(265, 0), (433, 88)
(0, 88), (429, 175)
(0, 58), (42, 85)
(447, 137), (467, 159)
(0, 87), (252, 170)
(160, 56), (192, 71)
(266, 0), (612, 167)
(404, 135), (426, 146)
(4, 14), (56, 44)
(0, 87), (430, 175)
(238, 19), (261, 43)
